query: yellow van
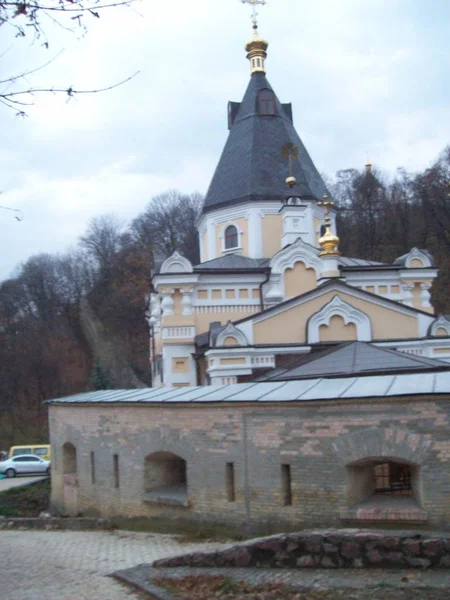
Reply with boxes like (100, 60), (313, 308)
(8, 444), (51, 461)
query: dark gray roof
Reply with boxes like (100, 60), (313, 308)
(257, 342), (450, 381)
(194, 254), (270, 272)
(46, 371), (450, 404)
(202, 72), (329, 213)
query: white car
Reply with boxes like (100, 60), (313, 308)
(0, 455), (51, 478)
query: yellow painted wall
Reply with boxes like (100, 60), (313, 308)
(224, 336), (238, 346)
(173, 289), (182, 314)
(254, 290), (418, 345)
(284, 261), (317, 298)
(220, 358), (246, 366)
(262, 215), (282, 257)
(172, 358), (189, 373)
(319, 315), (357, 342)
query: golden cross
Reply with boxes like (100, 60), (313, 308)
(241, 0), (267, 31)
(317, 194), (335, 226)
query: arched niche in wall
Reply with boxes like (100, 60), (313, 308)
(307, 295), (372, 343)
(266, 239), (321, 303)
(284, 261), (317, 298)
(319, 315), (357, 342)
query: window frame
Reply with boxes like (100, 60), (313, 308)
(224, 224), (239, 250)
(258, 89), (276, 116)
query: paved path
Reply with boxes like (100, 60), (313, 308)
(0, 476), (47, 492)
(0, 530), (227, 600)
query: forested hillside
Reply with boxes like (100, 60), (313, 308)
(0, 150), (449, 448)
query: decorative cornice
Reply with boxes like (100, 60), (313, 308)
(270, 237), (322, 276)
(405, 248), (433, 269)
(160, 251), (193, 275)
(215, 321), (249, 347)
(430, 315), (450, 337)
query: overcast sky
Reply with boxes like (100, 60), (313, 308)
(1, 0), (449, 281)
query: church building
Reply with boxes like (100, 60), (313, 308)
(147, 19), (450, 389)
(48, 11), (450, 531)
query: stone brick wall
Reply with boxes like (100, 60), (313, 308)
(49, 394), (450, 529)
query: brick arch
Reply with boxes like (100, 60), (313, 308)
(140, 428), (195, 463)
(331, 427), (433, 468)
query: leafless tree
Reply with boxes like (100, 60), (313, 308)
(0, 0), (138, 114)
(80, 213), (124, 273)
(131, 191), (203, 265)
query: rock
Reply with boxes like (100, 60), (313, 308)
(385, 552), (405, 566)
(304, 535), (322, 553)
(323, 543), (339, 554)
(439, 555), (450, 568)
(406, 557), (431, 569)
(235, 548), (251, 567)
(341, 542), (360, 559)
(367, 550), (383, 564)
(321, 556), (337, 568)
(39, 512), (51, 519)
(296, 555), (315, 568)
(403, 540), (421, 556)
(382, 537), (399, 549)
(422, 538), (444, 557)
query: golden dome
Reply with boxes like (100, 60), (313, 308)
(245, 32), (269, 74)
(318, 194), (341, 256)
(245, 33), (269, 53)
(319, 227), (341, 257)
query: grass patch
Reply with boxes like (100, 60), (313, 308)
(111, 516), (247, 542)
(0, 478), (50, 517)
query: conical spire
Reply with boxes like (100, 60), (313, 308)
(202, 74), (329, 213)
(242, 0), (269, 74)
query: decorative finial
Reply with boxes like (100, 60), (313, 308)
(242, 0), (269, 74)
(282, 143), (298, 189)
(241, 0), (266, 33)
(317, 194), (341, 256)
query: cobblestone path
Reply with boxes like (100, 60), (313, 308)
(0, 530), (226, 600)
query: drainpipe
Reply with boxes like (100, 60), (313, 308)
(259, 268), (271, 312)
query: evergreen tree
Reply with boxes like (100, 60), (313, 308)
(90, 357), (110, 391)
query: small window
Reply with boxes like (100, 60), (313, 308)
(226, 463), (235, 502)
(224, 225), (239, 250)
(281, 464), (292, 506)
(90, 452), (96, 484)
(258, 89), (276, 115)
(114, 454), (120, 489)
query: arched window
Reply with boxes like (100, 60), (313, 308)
(225, 225), (239, 250)
(258, 89), (276, 115)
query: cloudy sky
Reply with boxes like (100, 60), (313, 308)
(1, 0), (449, 280)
